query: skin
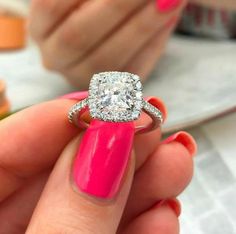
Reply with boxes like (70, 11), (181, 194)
(29, 0), (188, 88)
(4, 0), (204, 232)
(0, 98), (194, 234)
(29, 0), (234, 89)
(191, 0), (236, 11)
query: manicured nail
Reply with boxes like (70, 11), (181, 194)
(145, 96), (168, 123)
(58, 91), (88, 100)
(166, 198), (181, 217)
(153, 199), (181, 217)
(157, 0), (182, 13)
(162, 131), (197, 156)
(73, 119), (135, 199)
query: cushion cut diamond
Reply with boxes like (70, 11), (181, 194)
(88, 72), (143, 122)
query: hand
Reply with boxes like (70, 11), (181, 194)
(0, 93), (196, 234)
(29, 0), (187, 88)
(190, 0), (236, 11)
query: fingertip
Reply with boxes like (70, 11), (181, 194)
(162, 131), (197, 156)
(165, 198), (181, 217)
(123, 198), (179, 234)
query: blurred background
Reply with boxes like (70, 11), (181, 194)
(0, 0), (236, 233)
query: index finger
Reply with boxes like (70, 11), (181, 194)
(0, 92), (166, 202)
(0, 94), (86, 202)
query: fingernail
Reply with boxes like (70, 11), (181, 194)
(145, 96), (168, 123)
(157, 0), (182, 13)
(73, 119), (135, 199)
(58, 91), (88, 100)
(162, 131), (197, 156)
(166, 198), (181, 217)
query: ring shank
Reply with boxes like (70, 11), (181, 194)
(68, 98), (163, 134)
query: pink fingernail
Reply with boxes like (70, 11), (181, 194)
(162, 131), (197, 156)
(166, 198), (182, 217)
(58, 91), (88, 100)
(157, 0), (182, 12)
(73, 120), (135, 199)
(153, 199), (181, 217)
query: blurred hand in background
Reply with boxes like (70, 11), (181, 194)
(190, 0), (236, 11)
(29, 0), (187, 88)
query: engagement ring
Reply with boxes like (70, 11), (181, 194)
(68, 72), (163, 134)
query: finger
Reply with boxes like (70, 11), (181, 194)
(0, 92), (88, 202)
(26, 121), (135, 234)
(59, 92), (168, 171)
(29, 0), (84, 39)
(44, 1), (186, 85)
(41, 0), (150, 68)
(124, 16), (178, 81)
(0, 100), (163, 233)
(122, 201), (179, 234)
(134, 96), (167, 169)
(0, 171), (49, 234)
(122, 132), (196, 225)
(190, 0), (236, 11)
(0, 92), (164, 203)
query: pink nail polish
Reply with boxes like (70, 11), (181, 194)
(58, 91), (88, 100)
(157, 0), (182, 13)
(153, 199), (181, 217)
(166, 199), (181, 217)
(162, 131), (197, 156)
(73, 120), (135, 199)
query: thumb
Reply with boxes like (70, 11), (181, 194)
(26, 120), (135, 234)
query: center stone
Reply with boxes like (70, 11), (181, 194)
(99, 81), (134, 112)
(88, 72), (143, 122)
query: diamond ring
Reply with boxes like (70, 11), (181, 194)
(68, 72), (163, 134)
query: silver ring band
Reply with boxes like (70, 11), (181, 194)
(68, 98), (163, 134)
(68, 72), (164, 134)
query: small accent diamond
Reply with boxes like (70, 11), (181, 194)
(143, 101), (163, 123)
(68, 99), (88, 123)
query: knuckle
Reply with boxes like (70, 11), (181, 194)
(43, 213), (100, 234)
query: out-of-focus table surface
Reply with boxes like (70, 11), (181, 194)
(0, 36), (236, 234)
(180, 112), (236, 234)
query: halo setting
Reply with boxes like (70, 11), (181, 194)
(68, 71), (163, 134)
(88, 72), (143, 122)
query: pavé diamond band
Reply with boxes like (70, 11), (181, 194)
(68, 72), (163, 134)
